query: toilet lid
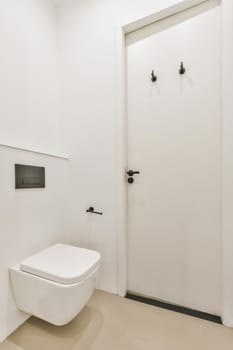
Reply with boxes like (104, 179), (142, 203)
(20, 244), (101, 284)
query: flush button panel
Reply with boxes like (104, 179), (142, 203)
(15, 164), (45, 189)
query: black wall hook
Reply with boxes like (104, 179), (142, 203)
(151, 70), (157, 82)
(179, 61), (186, 75)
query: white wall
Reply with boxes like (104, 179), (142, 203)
(0, 0), (62, 155)
(57, 0), (189, 296)
(0, 0), (70, 343)
(222, 0), (233, 327)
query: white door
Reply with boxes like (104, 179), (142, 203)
(126, 2), (221, 315)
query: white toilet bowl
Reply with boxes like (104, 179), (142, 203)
(10, 244), (101, 326)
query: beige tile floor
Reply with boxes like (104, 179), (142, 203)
(1, 290), (233, 350)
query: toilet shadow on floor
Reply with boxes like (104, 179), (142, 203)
(8, 305), (104, 350)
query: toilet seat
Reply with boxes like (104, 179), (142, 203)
(11, 243), (101, 326)
(20, 244), (101, 285)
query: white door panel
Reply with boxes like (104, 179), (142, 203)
(127, 3), (221, 314)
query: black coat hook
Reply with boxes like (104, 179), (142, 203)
(151, 70), (157, 82)
(179, 61), (186, 75)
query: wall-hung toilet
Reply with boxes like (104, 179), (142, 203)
(10, 244), (101, 326)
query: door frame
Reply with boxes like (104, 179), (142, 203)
(116, 0), (233, 325)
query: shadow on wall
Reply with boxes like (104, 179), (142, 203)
(8, 305), (104, 350)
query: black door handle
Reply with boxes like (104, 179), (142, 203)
(126, 170), (140, 177)
(86, 207), (103, 215)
